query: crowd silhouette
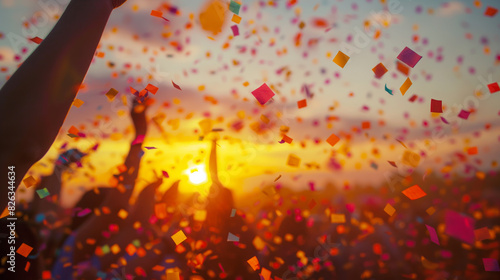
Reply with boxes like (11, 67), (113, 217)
(1, 0), (499, 279)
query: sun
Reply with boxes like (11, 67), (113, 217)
(186, 164), (208, 185)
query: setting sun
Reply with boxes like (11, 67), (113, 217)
(186, 164), (208, 185)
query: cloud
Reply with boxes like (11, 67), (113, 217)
(437, 1), (466, 17)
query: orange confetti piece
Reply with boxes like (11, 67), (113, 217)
(297, 99), (307, 108)
(402, 185), (426, 200)
(287, 154), (301, 167)
(326, 133), (340, 147)
(23, 176), (37, 188)
(247, 256), (260, 271)
(232, 14), (242, 24)
(72, 98), (84, 108)
(281, 135), (293, 144)
(384, 203), (396, 216)
(151, 10), (163, 17)
(16, 243), (33, 257)
(467, 147), (478, 155)
(400, 78), (412, 96)
(146, 84), (158, 94)
(333, 51), (350, 68)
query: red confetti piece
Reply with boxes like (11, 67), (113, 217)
(146, 84), (158, 94)
(430, 99), (443, 113)
(297, 99), (307, 108)
(372, 63), (388, 79)
(30, 37), (43, 44)
(402, 185), (426, 200)
(484, 6), (498, 17)
(251, 83), (275, 105)
(488, 82), (499, 93)
(172, 80), (182, 90)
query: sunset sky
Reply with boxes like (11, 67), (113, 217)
(1, 0), (499, 205)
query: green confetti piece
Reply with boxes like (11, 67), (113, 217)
(229, 0), (241, 15)
(36, 188), (50, 199)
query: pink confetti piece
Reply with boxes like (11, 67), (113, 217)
(77, 208), (92, 217)
(251, 83), (275, 105)
(483, 258), (500, 271)
(132, 135), (145, 145)
(231, 25), (239, 36)
(458, 110), (470, 120)
(445, 210), (475, 244)
(425, 224), (440, 245)
(397, 47), (422, 68)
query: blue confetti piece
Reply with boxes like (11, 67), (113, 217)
(385, 84), (393, 95)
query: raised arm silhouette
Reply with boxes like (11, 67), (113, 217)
(0, 0), (127, 209)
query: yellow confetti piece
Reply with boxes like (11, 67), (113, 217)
(106, 88), (119, 101)
(287, 154), (301, 167)
(331, 214), (346, 223)
(384, 203), (396, 216)
(117, 209), (128, 219)
(171, 230), (187, 245)
(72, 99), (84, 108)
(333, 51), (350, 68)
(23, 176), (37, 188)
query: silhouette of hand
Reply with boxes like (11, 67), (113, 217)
(111, 0), (127, 9)
(130, 99), (148, 137)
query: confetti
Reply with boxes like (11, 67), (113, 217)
(247, 256), (260, 271)
(251, 83), (275, 105)
(400, 78), (412, 95)
(474, 227), (492, 241)
(30, 37), (43, 44)
(445, 210), (475, 244)
(458, 110), (470, 119)
(488, 82), (499, 93)
(231, 25), (239, 36)
(397, 47), (422, 68)
(72, 98), (84, 108)
(16, 243), (33, 257)
(297, 99), (307, 108)
(145, 84), (158, 94)
(331, 214), (346, 223)
(171, 230), (187, 245)
(36, 188), (50, 199)
(385, 84), (393, 95)
(372, 63), (388, 79)
(402, 185), (426, 200)
(287, 154), (301, 167)
(425, 224), (440, 245)
(326, 133), (340, 147)
(231, 14), (241, 24)
(384, 203), (396, 216)
(333, 51), (350, 68)
(172, 80), (182, 90)
(229, 0), (241, 15)
(227, 232), (240, 242)
(106, 88), (119, 101)
(484, 6), (498, 17)
(430, 99), (443, 113)
(23, 176), (37, 188)
(483, 258), (500, 271)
